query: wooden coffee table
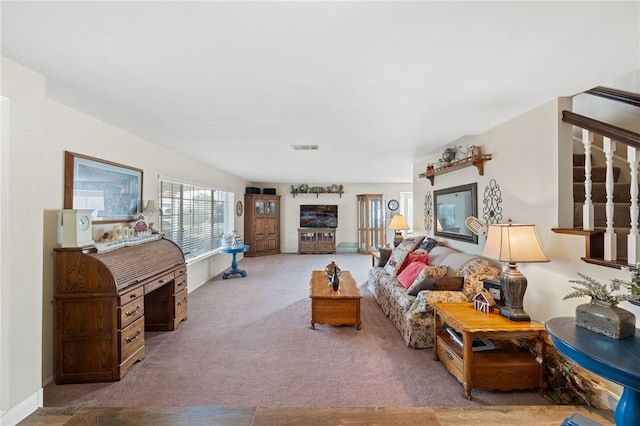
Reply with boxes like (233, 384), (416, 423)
(309, 270), (362, 330)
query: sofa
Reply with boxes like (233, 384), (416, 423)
(367, 237), (501, 348)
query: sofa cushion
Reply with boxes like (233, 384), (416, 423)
(417, 237), (439, 252)
(397, 261), (428, 289)
(383, 236), (425, 277)
(426, 246), (459, 266)
(377, 248), (393, 267)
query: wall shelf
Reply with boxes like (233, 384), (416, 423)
(291, 185), (343, 198)
(419, 154), (492, 185)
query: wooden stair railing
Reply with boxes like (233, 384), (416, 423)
(555, 87), (640, 270)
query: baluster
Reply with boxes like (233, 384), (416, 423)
(582, 129), (595, 230)
(604, 137), (617, 261)
(629, 146), (640, 264)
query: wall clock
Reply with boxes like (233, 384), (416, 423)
(59, 209), (95, 247)
(236, 200), (243, 217)
(387, 199), (399, 211)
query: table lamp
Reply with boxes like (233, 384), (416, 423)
(482, 221), (549, 321)
(389, 214), (409, 247)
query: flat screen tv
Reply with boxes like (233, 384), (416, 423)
(300, 205), (338, 228)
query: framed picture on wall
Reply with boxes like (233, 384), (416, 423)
(64, 151), (143, 223)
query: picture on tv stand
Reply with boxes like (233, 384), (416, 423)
(300, 204), (338, 228)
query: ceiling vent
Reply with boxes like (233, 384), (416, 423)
(292, 145), (319, 151)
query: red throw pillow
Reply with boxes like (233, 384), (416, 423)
(397, 261), (427, 289)
(398, 251), (429, 274)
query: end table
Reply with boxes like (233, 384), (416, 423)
(220, 245), (249, 279)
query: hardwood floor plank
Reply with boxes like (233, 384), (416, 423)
(252, 407), (441, 426)
(433, 406), (615, 425)
(17, 407), (81, 426)
(58, 407), (255, 426)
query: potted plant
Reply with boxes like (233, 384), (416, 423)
(564, 273), (636, 339)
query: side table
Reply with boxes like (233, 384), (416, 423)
(433, 302), (545, 399)
(547, 317), (640, 426)
(219, 245), (250, 279)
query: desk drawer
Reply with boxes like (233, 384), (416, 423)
(174, 270), (187, 294)
(119, 298), (144, 329)
(144, 271), (175, 294)
(174, 289), (188, 324)
(120, 316), (144, 363)
(436, 335), (464, 383)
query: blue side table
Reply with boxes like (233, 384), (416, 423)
(546, 317), (640, 426)
(219, 245), (250, 279)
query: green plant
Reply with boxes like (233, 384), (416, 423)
(564, 273), (633, 304)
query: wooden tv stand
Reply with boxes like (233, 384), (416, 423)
(53, 238), (187, 384)
(298, 228), (336, 254)
(433, 303), (545, 399)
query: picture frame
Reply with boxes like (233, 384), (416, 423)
(434, 183), (478, 244)
(64, 151), (143, 223)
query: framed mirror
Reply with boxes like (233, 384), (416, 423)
(434, 183), (478, 244)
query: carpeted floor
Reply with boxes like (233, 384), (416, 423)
(44, 253), (551, 408)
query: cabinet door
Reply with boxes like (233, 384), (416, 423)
(255, 200), (265, 215)
(357, 194), (385, 253)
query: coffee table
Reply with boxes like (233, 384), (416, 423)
(309, 270), (362, 330)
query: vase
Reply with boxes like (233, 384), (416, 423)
(575, 299), (636, 339)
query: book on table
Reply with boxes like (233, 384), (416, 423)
(445, 326), (495, 352)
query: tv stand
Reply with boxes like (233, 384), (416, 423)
(298, 228), (336, 254)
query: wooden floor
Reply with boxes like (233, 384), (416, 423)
(18, 405), (615, 425)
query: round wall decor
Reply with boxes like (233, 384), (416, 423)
(387, 199), (399, 211)
(236, 200), (243, 217)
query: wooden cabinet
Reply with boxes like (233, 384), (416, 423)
(357, 194), (385, 254)
(244, 194), (280, 257)
(433, 303), (545, 400)
(298, 228), (336, 254)
(53, 238), (187, 384)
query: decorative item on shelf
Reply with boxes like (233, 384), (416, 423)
(298, 184), (309, 192)
(388, 213), (409, 247)
(440, 146), (456, 165)
(482, 220), (550, 321)
(564, 273), (636, 339)
(472, 289), (496, 313)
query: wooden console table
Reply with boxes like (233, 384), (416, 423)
(433, 302), (545, 399)
(547, 317), (640, 426)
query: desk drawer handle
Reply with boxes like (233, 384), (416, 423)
(444, 350), (454, 361)
(129, 293), (139, 299)
(125, 305), (141, 317)
(126, 329), (142, 343)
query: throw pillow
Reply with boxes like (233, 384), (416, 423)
(383, 236), (425, 277)
(397, 251), (429, 274)
(377, 248), (393, 267)
(407, 275), (464, 296)
(405, 265), (449, 295)
(418, 237), (438, 252)
(397, 261), (428, 289)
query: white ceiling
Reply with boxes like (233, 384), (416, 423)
(2, 1), (639, 183)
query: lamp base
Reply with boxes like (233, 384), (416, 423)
(499, 265), (530, 322)
(393, 232), (403, 247)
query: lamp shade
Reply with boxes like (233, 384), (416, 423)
(144, 200), (159, 214)
(388, 214), (409, 231)
(482, 222), (549, 264)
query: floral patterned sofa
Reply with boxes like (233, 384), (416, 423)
(368, 237), (501, 348)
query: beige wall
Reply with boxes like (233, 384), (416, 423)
(251, 183), (412, 253)
(1, 57), (250, 422)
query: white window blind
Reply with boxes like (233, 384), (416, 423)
(159, 178), (231, 261)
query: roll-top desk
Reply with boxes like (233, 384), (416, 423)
(54, 238), (187, 384)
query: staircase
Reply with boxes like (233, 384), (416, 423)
(572, 153), (632, 261)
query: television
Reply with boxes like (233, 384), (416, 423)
(300, 205), (338, 228)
